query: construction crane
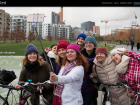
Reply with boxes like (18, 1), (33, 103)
(101, 18), (128, 36)
(134, 12), (137, 25)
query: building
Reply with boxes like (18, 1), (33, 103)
(42, 23), (73, 40)
(0, 9), (11, 39)
(51, 7), (65, 25)
(73, 27), (87, 40)
(81, 21), (95, 31)
(11, 14), (27, 33)
(93, 26), (100, 36)
(26, 22), (42, 38)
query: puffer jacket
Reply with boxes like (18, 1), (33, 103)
(92, 55), (135, 105)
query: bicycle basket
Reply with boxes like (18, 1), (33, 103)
(0, 69), (16, 85)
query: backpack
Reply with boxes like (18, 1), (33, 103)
(0, 69), (16, 85)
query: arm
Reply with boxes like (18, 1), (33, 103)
(57, 66), (84, 84)
(128, 51), (140, 62)
(91, 65), (98, 83)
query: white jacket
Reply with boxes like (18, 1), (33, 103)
(55, 65), (84, 105)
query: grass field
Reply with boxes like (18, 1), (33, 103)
(0, 40), (116, 56)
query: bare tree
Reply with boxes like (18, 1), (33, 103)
(28, 31), (34, 42)
(2, 30), (9, 42)
(59, 35), (64, 40)
(46, 34), (53, 41)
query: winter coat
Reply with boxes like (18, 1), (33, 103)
(18, 61), (54, 105)
(40, 51), (57, 74)
(137, 42), (140, 49)
(54, 65), (84, 105)
(56, 63), (61, 75)
(92, 55), (134, 105)
(119, 51), (140, 105)
(81, 48), (96, 95)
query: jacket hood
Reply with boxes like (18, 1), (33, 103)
(47, 51), (57, 60)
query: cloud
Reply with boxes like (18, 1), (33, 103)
(0, 7), (140, 35)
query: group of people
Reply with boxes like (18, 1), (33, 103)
(14, 33), (140, 105)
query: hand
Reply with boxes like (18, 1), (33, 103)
(45, 47), (50, 53)
(14, 84), (21, 90)
(89, 73), (96, 79)
(50, 72), (58, 82)
(93, 84), (98, 89)
(117, 50), (129, 56)
(37, 86), (43, 91)
(128, 92), (134, 98)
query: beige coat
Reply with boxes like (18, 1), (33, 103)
(92, 55), (135, 105)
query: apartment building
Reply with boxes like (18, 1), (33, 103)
(0, 9), (11, 38)
(81, 21), (95, 31)
(26, 22), (42, 38)
(11, 14), (27, 33)
(93, 26), (100, 36)
(42, 23), (73, 40)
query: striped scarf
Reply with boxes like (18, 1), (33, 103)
(54, 61), (77, 97)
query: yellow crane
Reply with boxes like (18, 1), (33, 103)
(101, 18), (128, 36)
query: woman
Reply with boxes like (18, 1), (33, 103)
(81, 36), (98, 105)
(50, 43), (89, 105)
(40, 44), (58, 73)
(90, 47), (134, 105)
(137, 41), (140, 51)
(111, 47), (139, 104)
(55, 40), (69, 75)
(76, 33), (87, 51)
(15, 44), (54, 105)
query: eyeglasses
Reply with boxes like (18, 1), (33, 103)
(85, 42), (93, 45)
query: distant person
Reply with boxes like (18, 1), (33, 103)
(105, 43), (106, 47)
(127, 41), (129, 47)
(131, 40), (135, 51)
(137, 41), (140, 51)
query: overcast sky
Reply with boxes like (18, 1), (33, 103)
(0, 7), (140, 35)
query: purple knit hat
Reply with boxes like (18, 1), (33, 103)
(66, 43), (80, 53)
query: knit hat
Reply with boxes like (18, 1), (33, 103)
(110, 48), (126, 55)
(66, 43), (80, 53)
(84, 36), (97, 47)
(77, 33), (87, 40)
(57, 40), (69, 52)
(95, 47), (108, 55)
(25, 44), (39, 56)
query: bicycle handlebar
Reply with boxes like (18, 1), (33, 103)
(18, 80), (53, 87)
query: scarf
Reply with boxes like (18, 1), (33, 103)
(47, 51), (57, 60)
(115, 55), (130, 74)
(54, 61), (77, 97)
(24, 61), (41, 72)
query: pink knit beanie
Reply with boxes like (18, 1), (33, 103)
(66, 43), (80, 53)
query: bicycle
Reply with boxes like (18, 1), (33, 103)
(92, 76), (124, 105)
(117, 81), (140, 105)
(18, 79), (53, 105)
(0, 69), (32, 105)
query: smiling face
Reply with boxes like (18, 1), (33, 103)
(96, 52), (107, 63)
(85, 41), (95, 51)
(51, 45), (57, 54)
(58, 48), (66, 58)
(66, 49), (77, 63)
(27, 52), (38, 63)
(77, 37), (85, 46)
(111, 53), (122, 64)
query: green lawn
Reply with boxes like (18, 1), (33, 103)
(0, 41), (115, 56)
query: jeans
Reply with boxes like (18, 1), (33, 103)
(82, 92), (93, 105)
